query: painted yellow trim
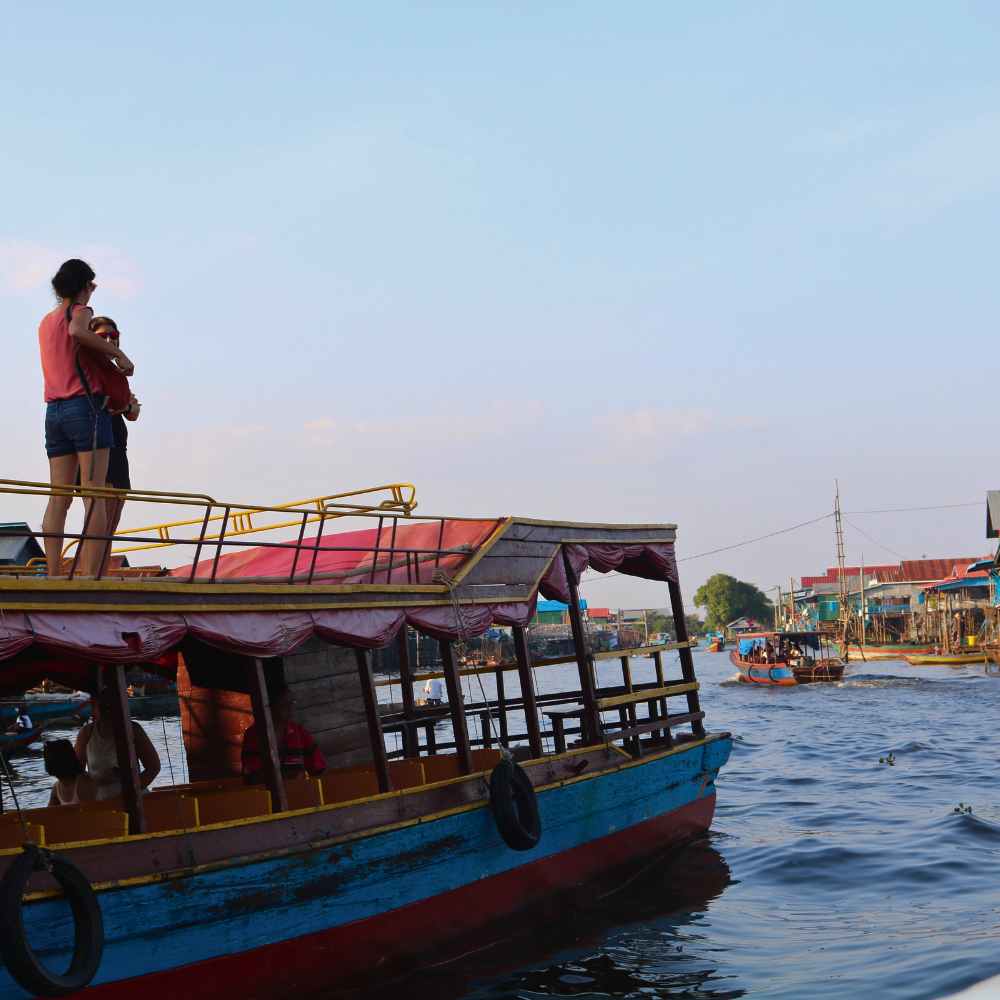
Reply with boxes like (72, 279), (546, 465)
(590, 641), (694, 660)
(0, 578), (445, 595)
(509, 517), (678, 531)
(596, 681), (698, 710)
(19, 736), (722, 901)
(0, 595), (535, 614)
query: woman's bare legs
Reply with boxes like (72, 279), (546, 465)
(100, 495), (126, 576)
(78, 448), (110, 576)
(41, 454), (80, 576)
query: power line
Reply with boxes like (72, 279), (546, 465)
(677, 512), (834, 562)
(578, 511), (834, 586)
(844, 517), (905, 561)
(845, 502), (979, 515)
(576, 498), (980, 586)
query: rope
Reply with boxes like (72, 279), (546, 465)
(160, 716), (176, 786)
(0, 747), (29, 841)
(432, 568), (510, 760)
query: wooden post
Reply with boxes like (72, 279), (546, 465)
(397, 629), (418, 758)
(438, 640), (473, 773)
(620, 654), (639, 756)
(512, 625), (543, 757)
(355, 649), (391, 793)
(563, 547), (601, 745)
(105, 664), (146, 834)
(248, 658), (289, 813)
(495, 662), (508, 744)
(667, 579), (706, 738)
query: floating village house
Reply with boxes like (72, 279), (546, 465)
(795, 556), (990, 643)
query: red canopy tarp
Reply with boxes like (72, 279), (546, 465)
(171, 519), (502, 583)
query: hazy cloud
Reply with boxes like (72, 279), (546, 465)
(0, 239), (142, 297)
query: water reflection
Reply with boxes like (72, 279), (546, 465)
(346, 839), (739, 1000)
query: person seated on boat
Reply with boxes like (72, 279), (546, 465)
(423, 677), (444, 706)
(45, 738), (98, 806)
(241, 684), (326, 783)
(75, 688), (162, 800)
(14, 705), (33, 733)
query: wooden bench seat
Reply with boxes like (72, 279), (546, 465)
(194, 787), (271, 826)
(17, 806), (129, 846)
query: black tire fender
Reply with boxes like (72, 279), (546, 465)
(0, 844), (104, 997)
(488, 758), (541, 851)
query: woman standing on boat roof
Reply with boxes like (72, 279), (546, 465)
(38, 259), (134, 577)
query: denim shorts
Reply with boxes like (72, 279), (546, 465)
(45, 395), (113, 458)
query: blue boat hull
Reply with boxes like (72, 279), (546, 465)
(0, 736), (731, 998)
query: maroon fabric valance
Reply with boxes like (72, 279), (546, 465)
(0, 599), (537, 679)
(538, 542), (678, 603)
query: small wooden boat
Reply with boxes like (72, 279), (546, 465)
(904, 651), (988, 666)
(0, 726), (44, 755)
(0, 695), (90, 724)
(845, 643), (933, 662)
(729, 633), (796, 685)
(706, 632), (725, 652)
(730, 630), (845, 686)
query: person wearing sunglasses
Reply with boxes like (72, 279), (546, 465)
(89, 315), (140, 550)
(38, 259), (134, 576)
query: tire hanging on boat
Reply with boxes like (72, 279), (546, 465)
(0, 843), (104, 997)
(488, 757), (541, 851)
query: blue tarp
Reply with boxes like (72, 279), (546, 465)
(536, 599), (588, 613)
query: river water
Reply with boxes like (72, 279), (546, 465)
(3, 649), (999, 999)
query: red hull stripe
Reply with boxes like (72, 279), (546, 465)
(81, 795), (715, 999)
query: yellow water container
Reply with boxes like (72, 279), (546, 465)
(966, 635), (977, 648)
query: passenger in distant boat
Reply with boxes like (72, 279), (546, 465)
(45, 738), (98, 805)
(242, 684), (326, 782)
(38, 259), (135, 577)
(75, 688), (161, 799)
(423, 678), (444, 705)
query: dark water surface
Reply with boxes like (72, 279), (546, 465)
(3, 651), (999, 999)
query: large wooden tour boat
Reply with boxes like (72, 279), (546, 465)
(0, 479), (732, 998)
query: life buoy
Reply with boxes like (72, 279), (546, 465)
(0, 843), (104, 996)
(489, 758), (541, 851)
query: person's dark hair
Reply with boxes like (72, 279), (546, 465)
(44, 739), (84, 780)
(51, 259), (95, 300)
(90, 316), (119, 336)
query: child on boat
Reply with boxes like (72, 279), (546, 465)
(45, 738), (98, 805)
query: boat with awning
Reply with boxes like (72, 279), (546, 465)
(0, 478), (732, 998)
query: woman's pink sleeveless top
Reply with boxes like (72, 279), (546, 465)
(38, 304), (88, 402)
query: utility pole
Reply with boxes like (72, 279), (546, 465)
(859, 555), (866, 646)
(835, 482), (850, 656)
(789, 576), (796, 629)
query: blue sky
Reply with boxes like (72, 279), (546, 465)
(2, 3), (997, 604)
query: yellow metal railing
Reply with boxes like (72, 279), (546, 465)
(0, 479), (417, 569)
(74, 483), (419, 557)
